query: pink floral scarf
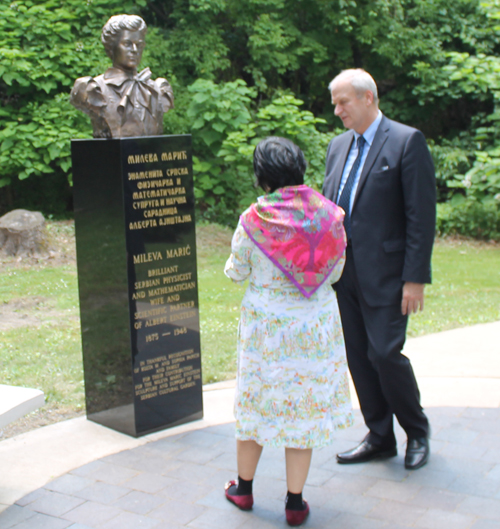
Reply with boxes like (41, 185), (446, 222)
(241, 185), (346, 298)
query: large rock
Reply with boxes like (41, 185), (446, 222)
(0, 209), (48, 257)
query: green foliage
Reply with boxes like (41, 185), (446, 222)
(145, 0), (497, 130)
(0, 95), (89, 187)
(392, 0), (498, 128)
(2, 0), (500, 229)
(220, 93), (333, 195)
(428, 135), (475, 202)
(186, 79), (334, 224)
(186, 78), (257, 224)
(413, 0), (500, 205)
(438, 47), (500, 201)
(161, 76), (192, 136)
(0, 0), (147, 193)
(463, 148), (500, 200)
(436, 198), (500, 240)
(188, 79), (256, 151)
(154, 0), (231, 82)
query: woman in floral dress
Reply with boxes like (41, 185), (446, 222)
(224, 137), (353, 526)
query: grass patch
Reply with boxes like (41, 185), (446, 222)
(0, 324), (84, 407)
(408, 239), (500, 336)
(0, 266), (78, 309)
(196, 224), (244, 384)
(0, 222), (499, 420)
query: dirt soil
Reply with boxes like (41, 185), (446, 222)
(0, 296), (80, 332)
(0, 407), (85, 440)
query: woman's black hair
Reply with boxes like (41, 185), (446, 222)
(253, 136), (307, 193)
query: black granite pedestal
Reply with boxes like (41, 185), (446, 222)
(72, 135), (203, 437)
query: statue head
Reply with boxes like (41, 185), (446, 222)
(101, 15), (147, 72)
(71, 13), (174, 138)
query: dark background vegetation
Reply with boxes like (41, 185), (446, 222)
(1, 0), (500, 237)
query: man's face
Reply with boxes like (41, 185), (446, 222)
(331, 80), (372, 134)
(113, 30), (145, 71)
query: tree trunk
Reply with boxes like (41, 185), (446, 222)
(0, 209), (49, 258)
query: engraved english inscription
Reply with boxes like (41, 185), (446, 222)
(123, 135), (202, 434)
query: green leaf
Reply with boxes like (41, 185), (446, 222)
(199, 129), (222, 146)
(212, 121), (227, 133)
(0, 139), (14, 152)
(193, 92), (210, 103)
(192, 118), (205, 129)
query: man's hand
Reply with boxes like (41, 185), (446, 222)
(401, 282), (425, 315)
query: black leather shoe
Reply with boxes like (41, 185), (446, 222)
(405, 437), (429, 470)
(337, 440), (397, 464)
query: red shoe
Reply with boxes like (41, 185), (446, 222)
(224, 480), (254, 510)
(286, 500), (310, 526)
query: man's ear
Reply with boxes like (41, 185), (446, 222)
(365, 90), (374, 106)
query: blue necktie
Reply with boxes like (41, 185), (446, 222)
(337, 135), (366, 240)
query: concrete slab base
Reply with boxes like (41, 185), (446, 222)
(0, 385), (44, 430)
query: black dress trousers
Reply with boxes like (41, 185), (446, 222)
(336, 246), (430, 446)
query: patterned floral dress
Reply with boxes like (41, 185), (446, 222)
(225, 222), (354, 449)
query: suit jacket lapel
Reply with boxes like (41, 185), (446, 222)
(332, 131), (355, 201)
(352, 116), (390, 208)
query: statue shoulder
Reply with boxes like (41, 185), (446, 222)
(70, 75), (106, 110)
(154, 77), (175, 110)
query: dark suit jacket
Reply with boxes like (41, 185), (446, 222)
(323, 115), (436, 307)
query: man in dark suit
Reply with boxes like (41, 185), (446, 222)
(323, 69), (435, 470)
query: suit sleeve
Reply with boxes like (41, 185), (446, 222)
(322, 139), (333, 196)
(400, 131), (436, 284)
(322, 138), (338, 201)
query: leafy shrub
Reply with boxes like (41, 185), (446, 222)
(462, 146), (500, 200)
(436, 197), (500, 240)
(186, 78), (257, 224)
(0, 95), (90, 187)
(220, 93), (333, 194)
(428, 136), (474, 202)
(0, 0), (147, 186)
(186, 79), (334, 225)
(2, 0), (499, 230)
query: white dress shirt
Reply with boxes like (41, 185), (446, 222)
(337, 110), (383, 213)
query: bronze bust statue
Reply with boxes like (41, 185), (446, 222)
(70, 15), (174, 138)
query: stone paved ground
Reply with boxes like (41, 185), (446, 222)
(1, 406), (499, 529)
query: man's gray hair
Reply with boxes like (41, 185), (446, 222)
(101, 14), (147, 60)
(328, 69), (379, 102)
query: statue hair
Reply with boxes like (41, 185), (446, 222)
(253, 137), (306, 193)
(328, 69), (379, 102)
(101, 14), (147, 60)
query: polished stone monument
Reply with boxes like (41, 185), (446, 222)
(72, 135), (202, 436)
(71, 15), (202, 436)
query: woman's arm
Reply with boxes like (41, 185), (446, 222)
(224, 221), (253, 283)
